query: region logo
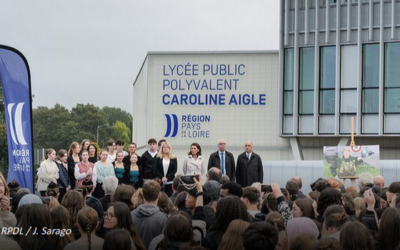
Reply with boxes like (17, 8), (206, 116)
(7, 103), (28, 145)
(164, 114), (179, 137)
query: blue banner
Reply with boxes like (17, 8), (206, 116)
(0, 46), (34, 193)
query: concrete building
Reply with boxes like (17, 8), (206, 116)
(280, 0), (400, 160)
(133, 51), (295, 165)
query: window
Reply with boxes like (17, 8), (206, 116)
(362, 44), (379, 114)
(319, 46), (336, 114)
(341, 45), (358, 114)
(284, 49), (294, 115)
(299, 47), (315, 114)
(384, 43), (400, 113)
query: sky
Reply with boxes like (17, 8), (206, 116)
(0, 0), (280, 113)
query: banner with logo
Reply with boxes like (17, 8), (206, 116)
(0, 46), (34, 192)
(323, 145), (380, 178)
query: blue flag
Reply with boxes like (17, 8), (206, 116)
(0, 46), (34, 193)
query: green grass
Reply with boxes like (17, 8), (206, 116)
(323, 161), (380, 178)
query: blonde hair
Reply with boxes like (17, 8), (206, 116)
(133, 188), (144, 209)
(157, 141), (176, 159)
(354, 197), (366, 218)
(68, 142), (80, 156)
(0, 173), (10, 197)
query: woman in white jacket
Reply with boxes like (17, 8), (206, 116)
(183, 143), (205, 175)
(37, 148), (59, 196)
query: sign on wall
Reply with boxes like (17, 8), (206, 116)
(147, 54), (274, 146)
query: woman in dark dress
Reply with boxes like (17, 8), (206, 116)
(155, 141), (177, 197)
(113, 151), (126, 184)
(126, 154), (143, 189)
(55, 149), (70, 202)
(67, 142), (81, 190)
(88, 144), (98, 164)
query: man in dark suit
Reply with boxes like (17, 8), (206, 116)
(236, 141), (263, 187)
(207, 139), (236, 181)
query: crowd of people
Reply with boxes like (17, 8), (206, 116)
(1, 137), (400, 250)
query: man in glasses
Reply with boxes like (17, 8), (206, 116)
(207, 139), (236, 181)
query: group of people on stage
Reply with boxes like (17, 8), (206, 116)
(35, 138), (265, 201)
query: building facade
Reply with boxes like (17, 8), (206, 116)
(133, 51), (297, 166)
(280, 0), (400, 160)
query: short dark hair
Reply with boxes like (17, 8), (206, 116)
(115, 140), (124, 146)
(242, 222), (278, 250)
(286, 180), (299, 195)
(142, 180), (161, 202)
(314, 179), (332, 192)
(148, 138), (157, 145)
(388, 181), (400, 193)
(158, 139), (166, 147)
(317, 188), (342, 216)
(221, 182), (243, 197)
(82, 180), (94, 193)
(46, 182), (59, 197)
(129, 142), (137, 147)
(103, 229), (132, 250)
(188, 143), (202, 156)
(208, 168), (222, 182)
(107, 139), (115, 146)
(242, 187), (260, 204)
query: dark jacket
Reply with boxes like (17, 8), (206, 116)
(131, 204), (168, 249)
(235, 152), (263, 187)
(99, 194), (112, 212)
(123, 163), (144, 188)
(67, 156), (80, 189)
(123, 153), (142, 166)
(56, 161), (69, 188)
(141, 151), (158, 179)
(201, 230), (224, 250)
(207, 151), (235, 181)
(86, 195), (104, 220)
(155, 157), (177, 182)
(297, 191), (307, 199)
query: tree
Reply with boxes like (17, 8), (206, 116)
(32, 103), (132, 151)
(0, 79), (7, 177)
(33, 104), (87, 150)
(102, 106), (133, 134)
(111, 121), (131, 149)
(71, 104), (109, 141)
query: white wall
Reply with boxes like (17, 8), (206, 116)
(133, 51), (296, 175)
